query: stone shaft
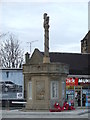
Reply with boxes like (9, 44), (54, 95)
(43, 13), (50, 63)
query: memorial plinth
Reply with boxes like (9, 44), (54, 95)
(23, 62), (69, 110)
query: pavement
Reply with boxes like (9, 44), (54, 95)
(0, 108), (90, 119)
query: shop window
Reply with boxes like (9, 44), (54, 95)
(28, 81), (32, 99)
(51, 81), (58, 99)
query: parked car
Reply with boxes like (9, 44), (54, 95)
(0, 81), (22, 92)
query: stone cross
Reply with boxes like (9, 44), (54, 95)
(43, 13), (50, 63)
(43, 13), (49, 58)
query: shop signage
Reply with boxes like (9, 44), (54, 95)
(78, 78), (90, 84)
(66, 78), (90, 86)
(66, 78), (78, 86)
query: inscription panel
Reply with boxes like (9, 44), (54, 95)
(36, 80), (45, 100)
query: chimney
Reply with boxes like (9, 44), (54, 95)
(25, 52), (30, 63)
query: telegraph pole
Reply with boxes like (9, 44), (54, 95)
(27, 40), (38, 55)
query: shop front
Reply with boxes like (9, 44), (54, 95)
(66, 78), (90, 108)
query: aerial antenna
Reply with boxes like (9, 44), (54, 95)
(27, 40), (38, 55)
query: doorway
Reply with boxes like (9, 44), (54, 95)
(82, 93), (86, 106)
(74, 86), (82, 107)
(75, 90), (81, 107)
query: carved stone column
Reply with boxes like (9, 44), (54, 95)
(43, 13), (50, 63)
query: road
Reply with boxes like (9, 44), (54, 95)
(0, 108), (90, 120)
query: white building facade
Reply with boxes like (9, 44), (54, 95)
(0, 68), (24, 100)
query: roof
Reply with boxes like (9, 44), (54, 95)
(42, 52), (90, 75)
(81, 30), (90, 42)
(0, 68), (22, 70)
(25, 49), (90, 75)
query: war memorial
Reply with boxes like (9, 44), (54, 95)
(23, 13), (69, 110)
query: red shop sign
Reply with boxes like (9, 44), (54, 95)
(66, 78), (78, 86)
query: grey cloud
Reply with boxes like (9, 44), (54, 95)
(1, 2), (88, 53)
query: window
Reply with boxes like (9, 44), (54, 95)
(62, 81), (65, 98)
(51, 81), (58, 99)
(6, 71), (9, 78)
(28, 81), (32, 99)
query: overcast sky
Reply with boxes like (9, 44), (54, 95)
(0, 0), (90, 55)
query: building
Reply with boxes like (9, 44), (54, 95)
(49, 52), (90, 107)
(0, 68), (24, 107)
(81, 30), (90, 53)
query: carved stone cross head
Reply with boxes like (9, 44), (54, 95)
(43, 13), (49, 29)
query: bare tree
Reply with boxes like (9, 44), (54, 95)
(0, 33), (7, 38)
(0, 33), (23, 68)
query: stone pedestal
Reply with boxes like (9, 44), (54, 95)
(43, 56), (50, 63)
(23, 63), (69, 110)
